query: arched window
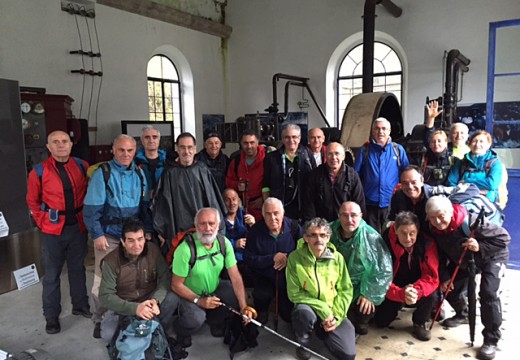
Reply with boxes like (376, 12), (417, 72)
(147, 55), (183, 136)
(336, 41), (403, 127)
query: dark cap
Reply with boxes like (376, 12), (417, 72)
(204, 131), (222, 142)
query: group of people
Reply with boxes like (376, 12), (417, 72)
(26, 108), (510, 360)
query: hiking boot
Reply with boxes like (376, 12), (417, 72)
(296, 346), (311, 360)
(412, 323), (431, 341)
(477, 344), (497, 360)
(210, 325), (225, 337)
(45, 318), (61, 334)
(177, 335), (192, 348)
(93, 322), (101, 339)
(72, 306), (92, 318)
(355, 322), (369, 335)
(431, 307), (445, 322)
(442, 314), (469, 328)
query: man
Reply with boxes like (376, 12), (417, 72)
(26, 130), (91, 334)
(303, 142), (365, 222)
(244, 197), (302, 324)
(226, 130), (266, 220)
(153, 132), (226, 248)
(171, 208), (253, 347)
(99, 219), (176, 340)
(195, 131), (230, 192)
(374, 211), (439, 342)
(424, 100), (470, 160)
(262, 124), (313, 220)
(329, 201), (392, 335)
(134, 125), (167, 198)
(426, 196), (510, 360)
(388, 166), (435, 231)
(354, 117), (409, 233)
(306, 127), (327, 168)
(84, 134), (152, 338)
(287, 218), (356, 360)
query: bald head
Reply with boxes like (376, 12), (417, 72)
(308, 128), (325, 153)
(46, 131), (72, 162)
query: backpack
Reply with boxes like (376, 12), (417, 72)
(459, 157), (508, 210)
(33, 157), (87, 212)
(165, 230), (227, 270)
(96, 162), (146, 202)
(363, 141), (402, 168)
(448, 184), (504, 226)
(107, 316), (171, 360)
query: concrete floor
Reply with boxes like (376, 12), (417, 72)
(0, 262), (518, 360)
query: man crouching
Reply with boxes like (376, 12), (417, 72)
(287, 218), (356, 360)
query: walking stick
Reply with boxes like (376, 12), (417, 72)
(430, 207), (486, 330)
(219, 302), (331, 360)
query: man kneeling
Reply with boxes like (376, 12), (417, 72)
(287, 218), (356, 360)
(99, 220), (177, 349)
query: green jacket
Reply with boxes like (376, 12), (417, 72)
(329, 219), (392, 306)
(286, 239), (353, 324)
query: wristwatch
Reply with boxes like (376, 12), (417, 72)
(193, 296), (200, 304)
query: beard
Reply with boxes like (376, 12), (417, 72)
(197, 230), (218, 245)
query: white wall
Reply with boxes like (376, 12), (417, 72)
(226, 0), (520, 135)
(0, 0), (225, 145)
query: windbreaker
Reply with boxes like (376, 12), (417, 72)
(286, 239), (353, 324)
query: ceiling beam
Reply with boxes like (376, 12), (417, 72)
(97, 0), (233, 39)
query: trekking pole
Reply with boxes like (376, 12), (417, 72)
(430, 207), (486, 330)
(219, 302), (331, 360)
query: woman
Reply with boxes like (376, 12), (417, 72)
(447, 130), (504, 205)
(421, 130), (452, 186)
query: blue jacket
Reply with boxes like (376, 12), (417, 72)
(225, 207), (248, 262)
(354, 140), (409, 208)
(134, 148), (167, 194)
(244, 217), (302, 281)
(447, 150), (502, 203)
(83, 159), (151, 240)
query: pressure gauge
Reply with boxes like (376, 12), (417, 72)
(21, 102), (31, 114)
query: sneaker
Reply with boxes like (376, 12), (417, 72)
(72, 306), (93, 318)
(442, 314), (469, 328)
(45, 318), (61, 334)
(296, 346), (311, 360)
(93, 322), (101, 339)
(477, 343), (497, 360)
(412, 323), (431, 341)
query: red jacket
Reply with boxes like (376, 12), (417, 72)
(385, 224), (439, 303)
(26, 157), (89, 235)
(225, 146), (266, 220)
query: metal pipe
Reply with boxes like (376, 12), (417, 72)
(362, 0), (377, 93)
(443, 50), (470, 126)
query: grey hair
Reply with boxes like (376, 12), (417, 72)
(282, 124), (301, 137)
(141, 125), (161, 137)
(373, 117), (391, 129)
(194, 207), (221, 225)
(425, 196), (453, 216)
(304, 218), (332, 236)
(113, 134), (136, 146)
(450, 122), (469, 133)
(262, 197), (284, 217)
(394, 211), (420, 230)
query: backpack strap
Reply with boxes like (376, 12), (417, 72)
(392, 142), (401, 168)
(100, 162), (114, 198)
(71, 157), (87, 176)
(186, 233), (227, 269)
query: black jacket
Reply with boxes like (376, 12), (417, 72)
(303, 162), (366, 222)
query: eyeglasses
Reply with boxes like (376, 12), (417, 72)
(305, 233), (329, 239)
